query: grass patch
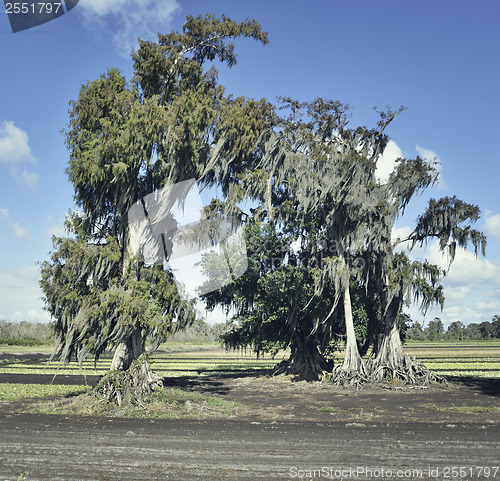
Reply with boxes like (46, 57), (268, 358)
(318, 405), (338, 413)
(21, 386), (240, 419)
(0, 346), (53, 357)
(0, 366), (109, 375)
(0, 383), (90, 401)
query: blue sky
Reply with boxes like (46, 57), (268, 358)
(1, 0), (500, 328)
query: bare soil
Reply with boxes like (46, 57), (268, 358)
(0, 353), (499, 480)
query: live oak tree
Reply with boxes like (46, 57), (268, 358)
(369, 194), (486, 383)
(199, 214), (339, 378)
(203, 97), (487, 384)
(40, 15), (273, 403)
(202, 98), (398, 379)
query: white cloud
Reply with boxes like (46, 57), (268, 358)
(0, 208), (31, 241)
(445, 285), (472, 302)
(0, 120), (39, 187)
(404, 240), (500, 327)
(0, 120), (36, 165)
(424, 242), (498, 287)
(376, 142), (444, 187)
(21, 169), (40, 188)
(376, 140), (402, 184)
(0, 266), (50, 322)
(484, 213), (500, 242)
(78, 0), (180, 56)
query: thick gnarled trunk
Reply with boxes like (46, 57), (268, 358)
(274, 332), (332, 380)
(95, 327), (162, 406)
(372, 320), (407, 379)
(96, 353), (163, 406)
(111, 327), (143, 371)
(370, 297), (440, 384)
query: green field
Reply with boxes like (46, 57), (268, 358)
(1, 341), (500, 378)
(0, 341), (498, 418)
(1, 341), (499, 379)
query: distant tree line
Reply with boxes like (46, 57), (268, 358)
(161, 319), (228, 345)
(406, 315), (500, 341)
(0, 319), (226, 347)
(0, 320), (54, 346)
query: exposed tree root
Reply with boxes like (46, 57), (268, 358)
(94, 354), (163, 407)
(273, 352), (333, 381)
(326, 341), (369, 388)
(367, 354), (445, 386)
(327, 364), (371, 388)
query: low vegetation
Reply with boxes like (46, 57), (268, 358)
(0, 383), (89, 402)
(0, 320), (53, 346)
(21, 385), (239, 419)
(0, 341), (498, 414)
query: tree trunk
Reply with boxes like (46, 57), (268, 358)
(372, 312), (406, 379)
(358, 297), (379, 357)
(95, 325), (164, 406)
(95, 353), (163, 407)
(273, 332), (332, 380)
(340, 283), (366, 372)
(370, 297), (440, 384)
(111, 327), (144, 371)
(331, 283), (367, 386)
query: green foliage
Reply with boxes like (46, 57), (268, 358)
(41, 231), (195, 365)
(41, 14), (274, 370)
(200, 217), (348, 366)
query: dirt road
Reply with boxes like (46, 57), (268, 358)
(0, 411), (499, 480)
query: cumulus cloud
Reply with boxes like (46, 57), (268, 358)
(424, 242), (498, 287)
(0, 266), (50, 322)
(484, 213), (500, 242)
(375, 140), (402, 184)
(0, 120), (39, 187)
(403, 239), (500, 327)
(78, 0), (180, 56)
(0, 121), (36, 165)
(0, 208), (31, 241)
